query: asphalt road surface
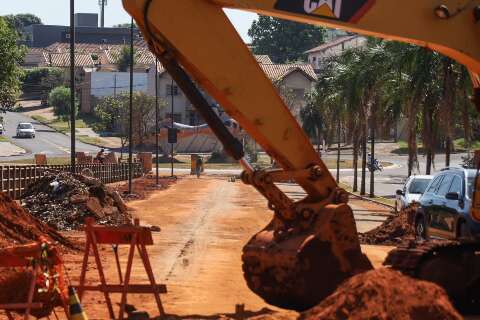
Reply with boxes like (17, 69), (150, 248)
(1, 111), (100, 160)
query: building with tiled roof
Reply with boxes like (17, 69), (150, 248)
(305, 35), (367, 72)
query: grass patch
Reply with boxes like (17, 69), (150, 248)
(1, 157), (71, 165)
(32, 115), (87, 133)
(339, 182), (396, 207)
(0, 136), (9, 142)
(77, 135), (104, 146)
(454, 138), (480, 151)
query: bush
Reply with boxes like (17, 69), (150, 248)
(48, 86), (78, 120)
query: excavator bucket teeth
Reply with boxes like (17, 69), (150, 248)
(242, 204), (372, 311)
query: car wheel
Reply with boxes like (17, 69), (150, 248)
(415, 216), (427, 240)
(458, 221), (471, 239)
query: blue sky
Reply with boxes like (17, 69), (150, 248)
(0, 1), (257, 42)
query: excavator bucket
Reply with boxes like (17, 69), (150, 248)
(242, 203), (372, 311)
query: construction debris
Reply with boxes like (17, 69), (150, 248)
(0, 192), (72, 248)
(21, 171), (131, 231)
(358, 205), (417, 245)
(300, 268), (462, 320)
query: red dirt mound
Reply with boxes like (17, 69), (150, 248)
(300, 268), (461, 320)
(0, 192), (73, 249)
(358, 205), (417, 245)
(110, 174), (176, 202)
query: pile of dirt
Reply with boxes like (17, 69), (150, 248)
(300, 268), (462, 320)
(21, 171), (130, 231)
(110, 174), (176, 201)
(358, 205), (417, 245)
(0, 192), (72, 248)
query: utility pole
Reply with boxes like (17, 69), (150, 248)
(370, 114), (375, 198)
(99, 0), (107, 28)
(128, 17), (134, 194)
(70, 0), (76, 173)
(155, 59), (159, 185)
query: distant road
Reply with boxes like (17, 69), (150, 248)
(1, 111), (100, 160)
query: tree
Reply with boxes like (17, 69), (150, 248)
(49, 86), (77, 121)
(116, 46), (136, 72)
(113, 22), (137, 28)
(3, 14), (42, 39)
(22, 67), (65, 101)
(96, 92), (165, 152)
(248, 16), (325, 63)
(0, 17), (26, 111)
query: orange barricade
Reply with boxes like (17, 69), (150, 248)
(76, 218), (166, 319)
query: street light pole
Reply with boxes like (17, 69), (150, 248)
(70, 0), (76, 173)
(155, 58), (159, 185)
(128, 17), (134, 194)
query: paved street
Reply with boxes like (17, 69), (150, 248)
(0, 111), (100, 160)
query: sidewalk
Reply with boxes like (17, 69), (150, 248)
(0, 141), (26, 157)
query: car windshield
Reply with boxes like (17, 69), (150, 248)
(409, 179), (431, 194)
(18, 124), (33, 129)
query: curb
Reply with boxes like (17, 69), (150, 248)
(347, 191), (395, 210)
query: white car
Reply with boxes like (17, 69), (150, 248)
(16, 122), (35, 138)
(395, 175), (433, 212)
(0, 123), (4, 134)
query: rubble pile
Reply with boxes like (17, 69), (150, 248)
(300, 268), (462, 320)
(0, 192), (72, 248)
(358, 205), (417, 245)
(21, 171), (130, 231)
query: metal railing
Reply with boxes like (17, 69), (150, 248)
(0, 163), (143, 200)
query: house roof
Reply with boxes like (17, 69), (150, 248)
(43, 52), (95, 67)
(305, 35), (359, 54)
(260, 63), (317, 82)
(255, 55), (273, 64)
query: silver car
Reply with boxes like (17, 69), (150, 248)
(395, 175), (433, 212)
(16, 122), (35, 138)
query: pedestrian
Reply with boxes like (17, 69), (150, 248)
(195, 156), (203, 178)
(95, 148), (106, 164)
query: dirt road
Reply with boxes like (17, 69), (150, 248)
(63, 176), (392, 319)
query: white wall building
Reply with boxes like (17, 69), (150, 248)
(305, 35), (368, 72)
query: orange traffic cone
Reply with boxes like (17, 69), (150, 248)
(68, 286), (88, 320)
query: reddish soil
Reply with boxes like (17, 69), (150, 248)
(109, 174), (176, 202)
(358, 205), (417, 245)
(300, 268), (462, 320)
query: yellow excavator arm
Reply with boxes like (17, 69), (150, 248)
(123, 0), (480, 310)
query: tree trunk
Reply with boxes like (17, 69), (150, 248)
(369, 112), (375, 198)
(360, 131), (367, 196)
(445, 137), (451, 167)
(336, 117), (341, 183)
(353, 135), (359, 192)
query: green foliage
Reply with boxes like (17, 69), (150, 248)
(0, 17), (26, 111)
(22, 67), (65, 98)
(3, 14), (42, 40)
(248, 16), (325, 63)
(116, 46), (136, 72)
(48, 86), (78, 120)
(95, 92), (165, 147)
(113, 22), (137, 28)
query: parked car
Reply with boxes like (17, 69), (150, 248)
(414, 167), (480, 240)
(16, 122), (35, 138)
(395, 175), (433, 212)
(0, 123), (4, 134)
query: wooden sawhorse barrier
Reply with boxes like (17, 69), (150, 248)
(77, 218), (166, 319)
(0, 239), (68, 320)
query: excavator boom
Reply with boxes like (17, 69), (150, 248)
(123, 0), (480, 310)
